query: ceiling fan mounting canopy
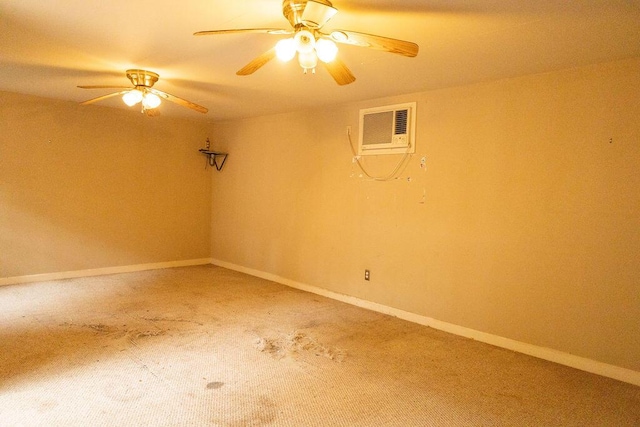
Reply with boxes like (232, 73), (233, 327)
(126, 69), (159, 88)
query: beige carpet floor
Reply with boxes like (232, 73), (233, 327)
(0, 265), (638, 426)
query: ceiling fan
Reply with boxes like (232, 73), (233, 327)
(77, 69), (208, 115)
(194, 0), (419, 85)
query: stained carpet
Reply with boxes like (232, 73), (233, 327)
(0, 265), (638, 426)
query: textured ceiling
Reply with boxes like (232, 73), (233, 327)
(1, 0), (639, 121)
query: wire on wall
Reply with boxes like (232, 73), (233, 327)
(347, 128), (412, 181)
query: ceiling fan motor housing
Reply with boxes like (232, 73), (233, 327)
(126, 69), (159, 88)
(282, 0), (335, 29)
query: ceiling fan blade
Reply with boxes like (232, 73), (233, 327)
(322, 58), (356, 86)
(328, 30), (419, 57)
(79, 91), (128, 105)
(236, 47), (277, 76)
(77, 85), (131, 90)
(148, 88), (208, 114)
(194, 28), (292, 36)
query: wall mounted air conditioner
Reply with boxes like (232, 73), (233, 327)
(358, 102), (416, 156)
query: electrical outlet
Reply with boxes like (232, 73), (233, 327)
(364, 269), (370, 281)
(346, 125), (351, 136)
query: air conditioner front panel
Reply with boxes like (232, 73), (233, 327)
(357, 102), (416, 156)
(362, 111), (394, 147)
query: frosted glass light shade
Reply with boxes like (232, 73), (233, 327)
(294, 30), (315, 54)
(142, 92), (161, 109)
(298, 50), (318, 70)
(275, 38), (296, 61)
(122, 89), (143, 106)
(316, 38), (338, 63)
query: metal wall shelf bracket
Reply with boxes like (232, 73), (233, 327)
(199, 149), (228, 171)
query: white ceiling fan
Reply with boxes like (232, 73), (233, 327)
(194, 0), (419, 85)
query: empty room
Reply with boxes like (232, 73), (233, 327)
(1, 0), (639, 425)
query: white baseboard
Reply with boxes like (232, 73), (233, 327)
(0, 258), (213, 287)
(211, 258), (640, 387)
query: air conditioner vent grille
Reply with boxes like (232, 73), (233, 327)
(394, 109), (408, 135)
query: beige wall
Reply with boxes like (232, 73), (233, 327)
(211, 57), (640, 371)
(1, 92), (214, 278)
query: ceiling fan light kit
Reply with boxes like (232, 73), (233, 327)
(121, 89), (161, 110)
(298, 50), (318, 72)
(294, 30), (315, 54)
(315, 38), (338, 62)
(122, 89), (144, 106)
(141, 92), (162, 109)
(275, 38), (297, 61)
(275, 29), (338, 72)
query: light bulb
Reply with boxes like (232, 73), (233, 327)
(315, 38), (338, 63)
(275, 38), (296, 62)
(142, 92), (161, 109)
(294, 29), (316, 54)
(298, 50), (318, 70)
(122, 89), (143, 106)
